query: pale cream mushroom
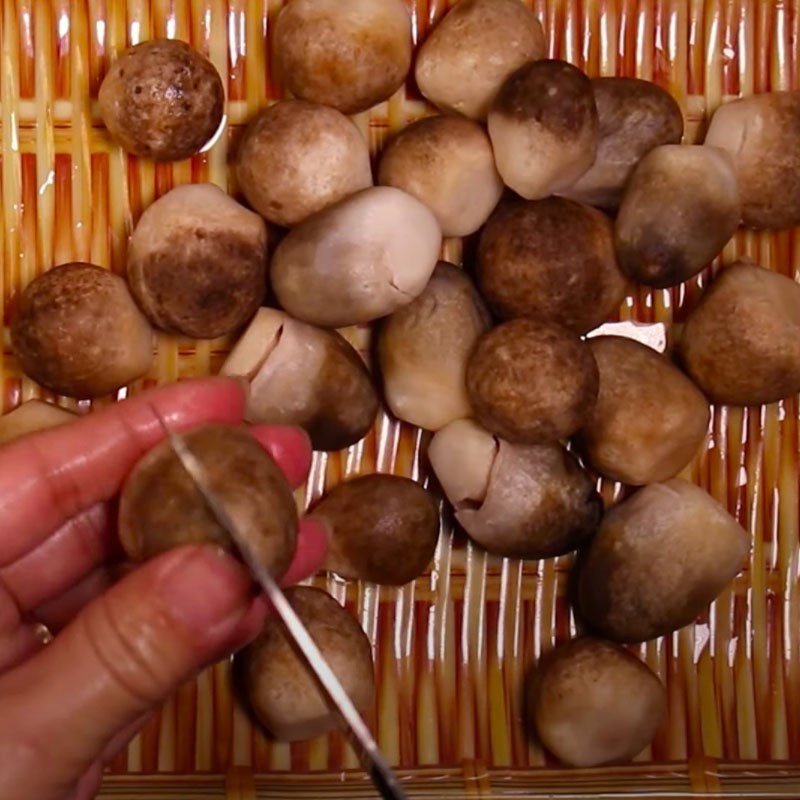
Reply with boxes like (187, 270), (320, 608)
(0, 401), (77, 446)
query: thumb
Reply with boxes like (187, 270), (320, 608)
(0, 545), (263, 797)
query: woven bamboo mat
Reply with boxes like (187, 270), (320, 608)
(1, 0), (799, 797)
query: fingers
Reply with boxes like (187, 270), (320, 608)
(32, 565), (117, 632)
(281, 518), (330, 586)
(250, 425), (313, 489)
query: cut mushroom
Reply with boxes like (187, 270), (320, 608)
(704, 92), (800, 229)
(127, 184), (267, 339)
(563, 77), (684, 208)
(488, 60), (598, 200)
(98, 39), (224, 161)
(236, 100), (373, 227)
(527, 637), (666, 767)
(477, 197), (628, 334)
(577, 479), (749, 643)
(237, 586), (375, 741)
(678, 261), (800, 405)
(311, 474), (439, 585)
(270, 187), (442, 328)
(378, 115), (503, 237)
(415, 0), (545, 121)
(615, 144), (740, 288)
(429, 419), (602, 559)
(222, 308), (379, 451)
(11, 263), (154, 398)
(118, 423), (297, 577)
(378, 263), (491, 431)
(275, 0), (412, 115)
(0, 401), (77, 446)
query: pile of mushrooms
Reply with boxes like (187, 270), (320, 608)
(10, 0), (800, 769)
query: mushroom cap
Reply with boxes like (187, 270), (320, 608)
(477, 197), (628, 334)
(466, 319), (599, 444)
(678, 261), (800, 405)
(238, 586), (375, 741)
(527, 637), (666, 767)
(313, 474), (439, 585)
(0, 400), (77, 446)
(704, 91), (800, 229)
(614, 144), (740, 288)
(11, 262), (154, 398)
(378, 263), (491, 431)
(236, 100), (373, 227)
(378, 115), (503, 237)
(415, 0), (545, 120)
(275, 0), (412, 115)
(118, 423), (297, 577)
(127, 183), (267, 339)
(98, 39), (224, 161)
(563, 77), (684, 208)
(270, 186), (442, 328)
(222, 308), (379, 451)
(488, 59), (598, 200)
(577, 478), (749, 643)
(580, 335), (710, 485)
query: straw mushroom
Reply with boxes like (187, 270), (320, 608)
(429, 419), (602, 559)
(238, 586), (375, 741)
(236, 100), (373, 227)
(378, 263), (491, 431)
(527, 637), (666, 767)
(488, 60), (598, 200)
(127, 183), (267, 339)
(98, 39), (224, 161)
(615, 145), (740, 288)
(577, 479), (749, 643)
(222, 308), (378, 451)
(466, 319), (599, 444)
(11, 263), (154, 398)
(563, 77), (684, 208)
(378, 115), (503, 237)
(580, 336), (709, 485)
(415, 0), (545, 121)
(270, 187), (442, 328)
(678, 261), (800, 405)
(0, 401), (77, 446)
(477, 197), (628, 333)
(704, 92), (800, 229)
(118, 423), (297, 577)
(275, 0), (412, 115)
(311, 474), (439, 585)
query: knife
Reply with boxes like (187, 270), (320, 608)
(152, 409), (407, 800)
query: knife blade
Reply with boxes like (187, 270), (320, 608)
(151, 410), (407, 800)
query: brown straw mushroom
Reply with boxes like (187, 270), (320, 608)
(0, 401), (77, 446)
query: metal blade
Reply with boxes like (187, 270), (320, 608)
(152, 410), (407, 800)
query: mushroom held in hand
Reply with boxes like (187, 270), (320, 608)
(615, 145), (740, 288)
(429, 419), (601, 559)
(378, 263), (491, 431)
(312, 474), (439, 585)
(477, 198), (627, 334)
(98, 39), (224, 161)
(580, 336), (709, 485)
(704, 92), (800, 229)
(527, 638), (666, 767)
(563, 77), (684, 209)
(415, 0), (545, 121)
(678, 261), (800, 405)
(11, 263), (154, 398)
(378, 116), (503, 237)
(127, 184), (267, 339)
(236, 100), (373, 227)
(0, 401), (77, 446)
(222, 308), (378, 451)
(488, 60), (598, 200)
(271, 187), (442, 328)
(467, 319), (599, 444)
(119, 424), (297, 577)
(237, 586), (375, 740)
(275, 0), (412, 115)
(578, 479), (749, 643)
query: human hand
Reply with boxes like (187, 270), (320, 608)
(0, 378), (328, 800)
